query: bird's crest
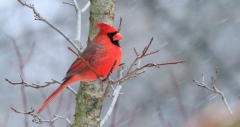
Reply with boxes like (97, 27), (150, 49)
(95, 22), (118, 33)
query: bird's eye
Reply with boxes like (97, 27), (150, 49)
(107, 32), (120, 47)
(107, 33), (112, 38)
(107, 32), (115, 38)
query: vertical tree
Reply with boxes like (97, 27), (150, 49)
(74, 1), (117, 126)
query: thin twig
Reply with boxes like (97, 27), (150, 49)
(133, 47), (139, 56)
(62, 2), (74, 6)
(11, 108), (73, 125)
(118, 17), (122, 32)
(192, 69), (233, 117)
(81, 1), (90, 13)
(73, 0), (81, 50)
(5, 77), (77, 95)
(71, 0), (79, 12)
(114, 60), (184, 85)
(101, 83), (112, 101)
(17, 0), (81, 53)
(73, 1), (90, 51)
(68, 47), (79, 57)
(127, 38), (156, 75)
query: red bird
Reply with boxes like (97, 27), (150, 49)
(36, 22), (123, 114)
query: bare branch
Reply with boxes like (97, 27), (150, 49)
(68, 47), (79, 57)
(156, 61), (186, 66)
(127, 38), (155, 74)
(63, 0), (90, 51)
(108, 38), (185, 85)
(192, 69), (233, 117)
(109, 37), (185, 84)
(62, 2), (74, 7)
(81, 1), (90, 13)
(11, 108), (73, 125)
(71, 0), (79, 12)
(115, 61), (184, 84)
(141, 37), (154, 56)
(5, 76), (77, 95)
(110, 98), (119, 127)
(17, 0), (81, 53)
(100, 85), (122, 127)
(100, 37), (185, 126)
(100, 64), (126, 126)
(74, 1), (90, 51)
(118, 17), (122, 32)
(143, 49), (160, 57)
(101, 83), (112, 101)
(133, 47), (139, 56)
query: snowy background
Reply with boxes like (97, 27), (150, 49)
(1, 0), (240, 127)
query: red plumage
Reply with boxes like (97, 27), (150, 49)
(36, 22), (123, 114)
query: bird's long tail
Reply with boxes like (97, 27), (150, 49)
(36, 79), (72, 115)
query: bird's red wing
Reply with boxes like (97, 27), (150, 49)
(63, 60), (88, 80)
(66, 57), (85, 74)
(63, 43), (102, 80)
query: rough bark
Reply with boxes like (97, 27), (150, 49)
(73, 0), (116, 127)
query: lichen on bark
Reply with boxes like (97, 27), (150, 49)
(73, 0), (116, 127)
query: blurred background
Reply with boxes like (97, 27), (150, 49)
(1, 0), (240, 127)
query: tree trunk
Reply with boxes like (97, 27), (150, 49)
(73, 0), (116, 127)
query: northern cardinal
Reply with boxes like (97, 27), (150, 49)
(36, 22), (123, 114)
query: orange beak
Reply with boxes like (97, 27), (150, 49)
(113, 33), (124, 41)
